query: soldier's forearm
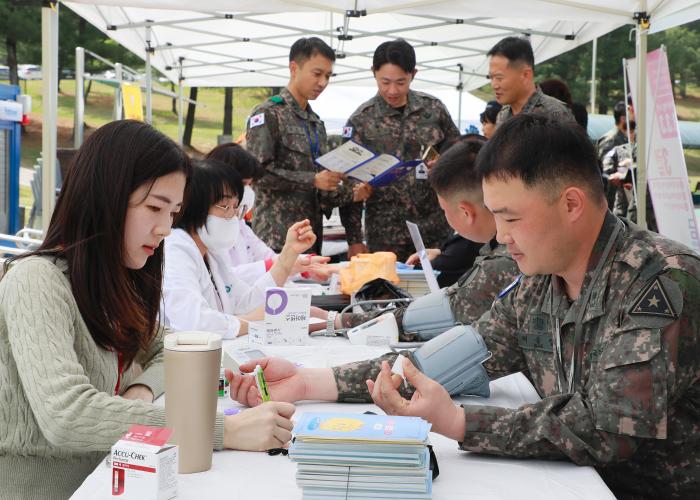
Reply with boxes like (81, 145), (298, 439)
(300, 368), (338, 401)
(458, 392), (638, 466)
(256, 168), (316, 190)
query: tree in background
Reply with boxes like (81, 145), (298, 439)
(536, 21), (700, 114)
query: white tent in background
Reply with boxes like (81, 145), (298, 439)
(38, 0), (700, 231)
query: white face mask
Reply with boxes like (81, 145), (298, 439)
(240, 185), (256, 215)
(197, 215), (240, 252)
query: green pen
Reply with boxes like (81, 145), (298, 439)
(254, 364), (271, 402)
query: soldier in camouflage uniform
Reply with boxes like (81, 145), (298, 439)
(487, 37), (574, 126)
(246, 38), (362, 254)
(362, 116), (699, 499)
(343, 40), (460, 261)
(334, 140), (517, 339)
(598, 100), (634, 210)
(228, 116), (700, 499)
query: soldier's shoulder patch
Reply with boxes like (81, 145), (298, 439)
(269, 95), (283, 104)
(629, 276), (678, 320)
(342, 126), (353, 138)
(249, 112), (265, 128)
(498, 274), (522, 299)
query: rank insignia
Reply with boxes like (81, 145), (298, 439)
(630, 278), (676, 319)
(249, 112), (265, 128)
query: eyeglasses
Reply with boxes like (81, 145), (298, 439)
(213, 203), (241, 219)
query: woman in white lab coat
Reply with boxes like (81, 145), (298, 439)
(206, 143), (331, 284)
(161, 158), (316, 338)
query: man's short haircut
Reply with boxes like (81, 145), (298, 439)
(475, 114), (605, 204)
(176, 159), (244, 233)
(289, 37), (335, 64)
(487, 36), (535, 68)
(372, 39), (416, 73)
(429, 139), (486, 201)
(205, 142), (265, 181)
(613, 100), (627, 124)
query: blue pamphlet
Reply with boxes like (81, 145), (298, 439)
(315, 140), (422, 187)
(293, 412), (430, 444)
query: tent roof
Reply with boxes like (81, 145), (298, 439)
(64, 0), (700, 89)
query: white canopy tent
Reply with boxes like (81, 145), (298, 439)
(39, 0), (700, 231)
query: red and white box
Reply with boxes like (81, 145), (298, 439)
(111, 424), (178, 499)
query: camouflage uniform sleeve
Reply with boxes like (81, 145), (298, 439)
(474, 282), (529, 380)
(332, 351), (417, 403)
(448, 255), (519, 327)
(339, 202), (364, 245)
(245, 106), (316, 189)
(458, 268), (700, 467)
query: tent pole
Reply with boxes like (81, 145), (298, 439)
(178, 58), (184, 145)
(589, 38), (597, 113)
(41, 1), (58, 234)
(635, 7), (649, 229)
(145, 24), (153, 124)
(457, 63), (464, 131)
(113, 62), (123, 120)
(74, 46), (85, 148)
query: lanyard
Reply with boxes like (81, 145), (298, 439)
(549, 219), (622, 394)
(301, 120), (320, 160)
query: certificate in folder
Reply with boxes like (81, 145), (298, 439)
(315, 140), (422, 187)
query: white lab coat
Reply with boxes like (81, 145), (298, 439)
(161, 229), (276, 339)
(228, 220), (277, 285)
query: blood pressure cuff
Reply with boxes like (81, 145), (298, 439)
(401, 288), (455, 340)
(413, 324), (491, 398)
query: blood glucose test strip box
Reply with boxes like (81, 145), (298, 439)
(250, 287), (312, 345)
(111, 424), (177, 499)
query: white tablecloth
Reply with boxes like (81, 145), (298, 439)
(71, 337), (615, 500)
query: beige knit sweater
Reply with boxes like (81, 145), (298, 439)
(0, 256), (224, 499)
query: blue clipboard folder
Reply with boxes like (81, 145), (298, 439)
(315, 140), (422, 187)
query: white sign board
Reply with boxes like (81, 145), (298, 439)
(627, 49), (700, 252)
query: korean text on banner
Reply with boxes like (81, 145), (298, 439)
(628, 49), (700, 252)
(121, 83), (144, 121)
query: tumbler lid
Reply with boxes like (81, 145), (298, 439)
(164, 332), (222, 351)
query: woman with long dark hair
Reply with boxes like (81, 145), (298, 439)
(0, 120), (294, 499)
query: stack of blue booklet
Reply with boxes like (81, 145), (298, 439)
(289, 412), (433, 499)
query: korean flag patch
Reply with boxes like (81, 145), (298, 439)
(342, 126), (353, 138)
(249, 112), (265, 128)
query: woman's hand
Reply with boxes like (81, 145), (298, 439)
(282, 220), (316, 256)
(121, 384), (154, 403)
(223, 401), (295, 451)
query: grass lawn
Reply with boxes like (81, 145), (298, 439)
(9, 79), (700, 216)
(17, 79), (272, 169)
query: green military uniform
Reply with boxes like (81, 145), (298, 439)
(343, 90), (460, 261)
(597, 127), (629, 210)
(496, 87), (575, 126)
(246, 88), (362, 253)
(597, 127), (628, 160)
(339, 240), (517, 342)
(332, 212), (700, 498)
(602, 142), (657, 232)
